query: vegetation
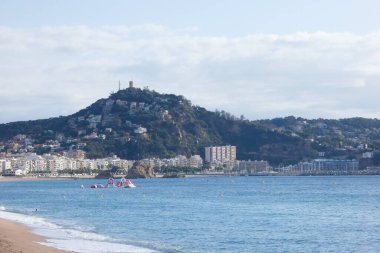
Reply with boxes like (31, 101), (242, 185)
(1, 88), (378, 166)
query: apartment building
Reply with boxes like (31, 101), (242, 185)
(205, 145), (237, 163)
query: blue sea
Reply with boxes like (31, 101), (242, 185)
(1, 176), (380, 253)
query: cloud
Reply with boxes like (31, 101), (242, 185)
(1, 25), (380, 123)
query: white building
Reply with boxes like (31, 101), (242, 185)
(189, 155), (203, 168)
(134, 127), (147, 134)
(205, 145), (236, 163)
(362, 152), (373, 158)
(237, 160), (271, 173)
(296, 159), (359, 173)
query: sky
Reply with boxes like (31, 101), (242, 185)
(1, 0), (380, 123)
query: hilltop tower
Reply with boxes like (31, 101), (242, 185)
(129, 80), (134, 88)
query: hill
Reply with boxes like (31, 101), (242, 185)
(255, 116), (380, 166)
(0, 87), (316, 165)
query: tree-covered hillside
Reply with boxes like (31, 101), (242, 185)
(256, 116), (380, 165)
(0, 87), (316, 165)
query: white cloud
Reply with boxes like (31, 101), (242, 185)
(1, 25), (380, 123)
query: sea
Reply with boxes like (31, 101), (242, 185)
(1, 176), (380, 253)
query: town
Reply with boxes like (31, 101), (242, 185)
(2, 82), (380, 178)
(1, 143), (376, 177)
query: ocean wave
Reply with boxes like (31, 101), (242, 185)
(41, 239), (158, 253)
(0, 210), (157, 253)
(0, 210), (61, 229)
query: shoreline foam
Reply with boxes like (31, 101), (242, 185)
(0, 218), (71, 253)
(0, 209), (157, 253)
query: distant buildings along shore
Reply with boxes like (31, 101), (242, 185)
(1, 143), (375, 177)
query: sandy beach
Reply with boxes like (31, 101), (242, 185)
(0, 218), (73, 253)
(0, 177), (82, 252)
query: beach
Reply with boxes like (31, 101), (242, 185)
(0, 218), (72, 253)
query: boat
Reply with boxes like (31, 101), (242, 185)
(90, 184), (105, 188)
(106, 177), (115, 188)
(88, 178), (136, 189)
(125, 179), (136, 188)
(119, 177), (136, 188)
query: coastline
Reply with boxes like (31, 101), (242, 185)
(0, 218), (72, 253)
(0, 176), (94, 182)
(1, 173), (379, 183)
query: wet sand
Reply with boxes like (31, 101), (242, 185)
(0, 218), (73, 253)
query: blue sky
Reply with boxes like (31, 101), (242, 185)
(2, 0), (380, 34)
(1, 0), (380, 123)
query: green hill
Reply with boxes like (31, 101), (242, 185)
(0, 87), (316, 165)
